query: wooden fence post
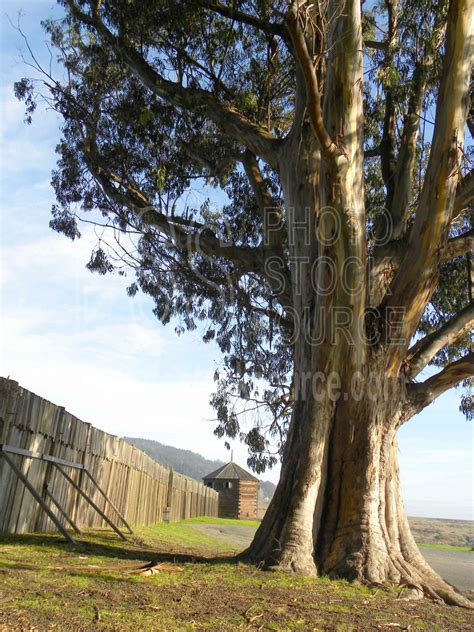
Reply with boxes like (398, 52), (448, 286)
(164, 467), (174, 523)
(83, 469), (133, 534)
(43, 483), (82, 534)
(54, 463), (128, 541)
(0, 451), (76, 545)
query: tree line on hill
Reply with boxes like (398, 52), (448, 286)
(124, 437), (276, 501)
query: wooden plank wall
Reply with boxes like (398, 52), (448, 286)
(0, 378), (218, 534)
(212, 480), (240, 519)
(238, 481), (259, 520)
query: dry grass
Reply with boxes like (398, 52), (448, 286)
(408, 517), (473, 549)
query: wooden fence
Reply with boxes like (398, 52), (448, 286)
(0, 378), (218, 535)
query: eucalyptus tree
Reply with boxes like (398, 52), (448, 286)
(16, 0), (473, 606)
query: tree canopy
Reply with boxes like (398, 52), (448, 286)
(15, 0), (473, 471)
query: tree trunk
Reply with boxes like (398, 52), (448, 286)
(242, 356), (472, 608)
(242, 0), (474, 604)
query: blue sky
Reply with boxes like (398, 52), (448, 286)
(0, 1), (472, 520)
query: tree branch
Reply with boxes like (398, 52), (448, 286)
(182, 146), (240, 183)
(241, 150), (293, 315)
(364, 145), (382, 158)
(64, 0), (281, 168)
(405, 303), (474, 378)
(322, 0), (365, 172)
(241, 151), (280, 247)
(369, 225), (472, 308)
(233, 283), (293, 330)
(195, 1), (288, 40)
(452, 168), (474, 219)
(384, 0), (473, 370)
(81, 130), (263, 274)
(82, 120), (297, 322)
(373, 167), (473, 282)
(407, 352), (474, 416)
(285, 1), (341, 163)
(389, 12), (447, 239)
(380, 0), (398, 213)
(441, 228), (474, 261)
(363, 39), (387, 51)
(390, 60), (433, 237)
(371, 182), (473, 304)
(285, 66), (309, 150)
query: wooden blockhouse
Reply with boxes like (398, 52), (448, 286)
(203, 461), (259, 520)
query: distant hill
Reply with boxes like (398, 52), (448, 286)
(124, 436), (276, 501)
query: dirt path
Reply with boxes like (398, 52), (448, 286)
(420, 548), (474, 593)
(190, 523), (257, 549)
(189, 523), (474, 593)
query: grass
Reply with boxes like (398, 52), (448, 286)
(138, 519), (241, 552)
(183, 516), (261, 528)
(417, 542), (473, 552)
(407, 516), (473, 549)
(0, 518), (472, 631)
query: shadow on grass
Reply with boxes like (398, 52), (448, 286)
(0, 531), (243, 568)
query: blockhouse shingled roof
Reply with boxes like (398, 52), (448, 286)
(203, 461), (258, 482)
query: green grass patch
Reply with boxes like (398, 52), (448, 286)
(138, 519), (240, 551)
(417, 542), (473, 552)
(182, 516), (261, 528)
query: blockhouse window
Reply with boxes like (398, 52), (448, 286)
(225, 481), (233, 488)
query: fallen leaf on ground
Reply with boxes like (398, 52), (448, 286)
(50, 561), (145, 573)
(249, 614), (263, 623)
(132, 562), (184, 575)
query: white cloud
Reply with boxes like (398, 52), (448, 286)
(0, 348), (245, 467)
(0, 84), (24, 133)
(0, 86), (60, 178)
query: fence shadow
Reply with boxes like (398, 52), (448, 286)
(0, 530), (244, 569)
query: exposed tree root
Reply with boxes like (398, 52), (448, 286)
(240, 546), (473, 608)
(240, 504), (474, 609)
(390, 555), (473, 608)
